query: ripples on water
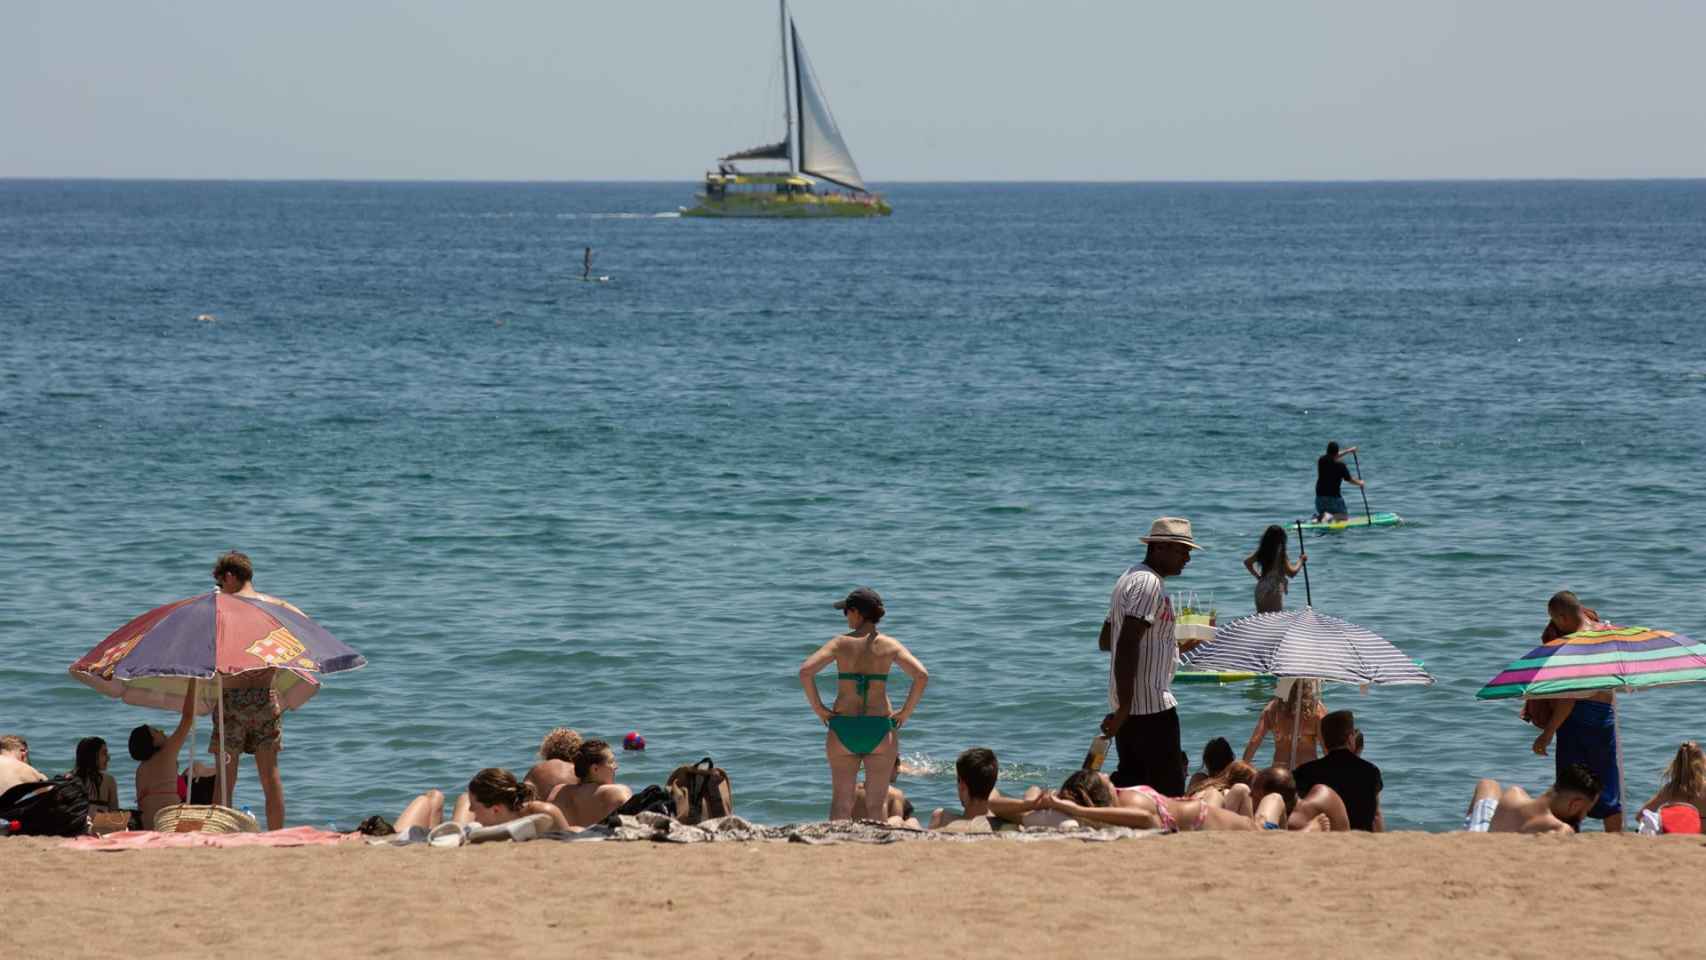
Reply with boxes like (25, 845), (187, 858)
(1, 181), (1703, 830)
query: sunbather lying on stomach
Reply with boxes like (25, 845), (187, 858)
(395, 767), (572, 835)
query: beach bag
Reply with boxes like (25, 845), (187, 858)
(604, 784), (674, 825)
(1660, 803), (1702, 835)
(0, 776), (91, 837)
(666, 757), (734, 825)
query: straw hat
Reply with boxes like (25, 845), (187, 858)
(1139, 517), (1205, 551)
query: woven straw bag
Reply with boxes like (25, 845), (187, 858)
(152, 803), (260, 834)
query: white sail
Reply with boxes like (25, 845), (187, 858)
(791, 23), (867, 193)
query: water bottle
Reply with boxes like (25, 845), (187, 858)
(1081, 734), (1111, 772)
(240, 805), (254, 826)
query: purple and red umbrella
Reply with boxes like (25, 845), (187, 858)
(70, 590), (365, 713)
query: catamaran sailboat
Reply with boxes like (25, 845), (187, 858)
(682, 1), (891, 218)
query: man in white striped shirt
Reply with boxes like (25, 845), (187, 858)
(1101, 517), (1207, 796)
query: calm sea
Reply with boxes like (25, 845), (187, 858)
(2, 180), (1703, 830)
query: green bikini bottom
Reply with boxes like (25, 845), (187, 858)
(828, 715), (898, 756)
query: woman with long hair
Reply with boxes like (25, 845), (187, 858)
(394, 767), (572, 836)
(1639, 741), (1706, 822)
(1242, 679), (1328, 767)
(1243, 525), (1305, 613)
(71, 736), (120, 813)
(799, 587), (929, 821)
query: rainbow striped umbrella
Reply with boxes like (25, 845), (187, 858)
(1476, 625), (1706, 700)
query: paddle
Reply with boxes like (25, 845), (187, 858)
(1351, 449), (1373, 527)
(1294, 520), (1313, 607)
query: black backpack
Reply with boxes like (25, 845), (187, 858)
(601, 784), (674, 827)
(0, 776), (91, 837)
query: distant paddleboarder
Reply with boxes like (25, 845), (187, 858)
(582, 247), (593, 281)
(1312, 442), (1364, 523)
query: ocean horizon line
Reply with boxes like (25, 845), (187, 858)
(3, 175), (1703, 187)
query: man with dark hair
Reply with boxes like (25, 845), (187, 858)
(1250, 766), (1346, 831)
(1528, 591), (1622, 833)
(1464, 764), (1603, 834)
(207, 550), (302, 831)
(929, 746), (1000, 829)
(1293, 710), (1385, 831)
(1099, 517), (1208, 797)
(1312, 442), (1364, 522)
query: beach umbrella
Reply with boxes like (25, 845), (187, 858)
(1182, 606), (1432, 766)
(1183, 608), (1434, 689)
(1475, 625), (1706, 701)
(70, 590), (366, 815)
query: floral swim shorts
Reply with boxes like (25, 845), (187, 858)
(210, 688), (283, 755)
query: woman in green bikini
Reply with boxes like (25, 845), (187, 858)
(799, 587), (929, 822)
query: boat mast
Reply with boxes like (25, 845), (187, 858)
(780, 0), (795, 172)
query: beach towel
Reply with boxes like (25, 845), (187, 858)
(65, 826), (349, 850)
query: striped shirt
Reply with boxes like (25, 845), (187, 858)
(1106, 563), (1177, 715)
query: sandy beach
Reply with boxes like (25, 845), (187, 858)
(8, 832), (1704, 958)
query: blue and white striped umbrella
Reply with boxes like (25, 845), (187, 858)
(1182, 607), (1433, 687)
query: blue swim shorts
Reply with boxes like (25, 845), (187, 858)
(1314, 495), (1348, 517)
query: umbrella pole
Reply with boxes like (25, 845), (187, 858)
(1294, 520), (1314, 607)
(1351, 450), (1373, 526)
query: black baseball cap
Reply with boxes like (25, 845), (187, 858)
(833, 587), (885, 616)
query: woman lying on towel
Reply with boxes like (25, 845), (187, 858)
(395, 767), (574, 835)
(1020, 770), (1262, 833)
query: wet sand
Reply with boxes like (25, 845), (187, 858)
(8, 832), (1703, 958)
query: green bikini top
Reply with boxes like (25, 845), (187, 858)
(838, 671), (889, 699)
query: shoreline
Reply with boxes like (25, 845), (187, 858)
(10, 832), (1706, 958)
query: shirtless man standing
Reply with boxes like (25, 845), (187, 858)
(551, 739), (632, 827)
(1529, 592), (1622, 833)
(210, 551), (298, 830)
(1464, 763), (1602, 833)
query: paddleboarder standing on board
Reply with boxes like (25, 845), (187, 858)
(582, 247), (593, 280)
(1312, 442), (1364, 522)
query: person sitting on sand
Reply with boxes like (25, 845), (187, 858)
(1638, 741), (1706, 824)
(395, 767), (573, 835)
(1246, 766), (1344, 831)
(1293, 710), (1384, 831)
(549, 739), (632, 827)
(128, 685), (198, 829)
(799, 587), (929, 822)
(854, 782), (916, 826)
(1463, 763), (1602, 833)
(522, 727), (581, 807)
(928, 747), (1000, 830)
(0, 734), (45, 795)
(1243, 679), (1327, 768)
(1244, 525), (1306, 613)
(70, 737), (120, 813)
(1024, 769), (1264, 833)
(1187, 737), (1237, 793)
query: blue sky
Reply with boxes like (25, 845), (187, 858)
(4, 0), (1703, 181)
